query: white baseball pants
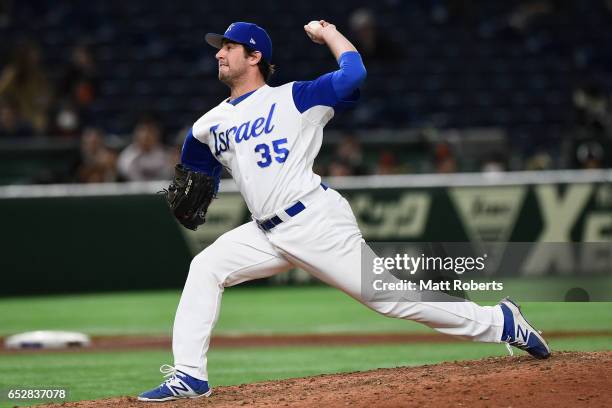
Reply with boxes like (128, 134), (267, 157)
(173, 186), (504, 381)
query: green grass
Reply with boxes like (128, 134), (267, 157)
(1, 337), (610, 403)
(0, 287), (610, 405)
(0, 287), (610, 336)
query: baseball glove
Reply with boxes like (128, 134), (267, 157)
(162, 164), (217, 230)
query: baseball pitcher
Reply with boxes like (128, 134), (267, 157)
(139, 20), (550, 401)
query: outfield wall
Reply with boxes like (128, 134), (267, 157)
(0, 170), (610, 295)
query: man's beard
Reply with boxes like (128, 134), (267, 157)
(218, 69), (230, 84)
(219, 70), (236, 87)
(218, 67), (242, 86)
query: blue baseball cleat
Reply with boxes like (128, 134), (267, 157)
(499, 298), (551, 359)
(138, 365), (212, 402)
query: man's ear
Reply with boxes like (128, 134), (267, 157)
(248, 51), (262, 66)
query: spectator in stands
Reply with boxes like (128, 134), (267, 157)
(48, 43), (99, 139)
(525, 152), (553, 170)
(573, 82), (611, 133)
(568, 81), (612, 169)
(434, 141), (457, 173)
(574, 140), (607, 169)
(327, 160), (353, 177)
(59, 43), (98, 108)
(327, 134), (367, 176)
(349, 9), (399, 62)
(0, 40), (53, 134)
(74, 127), (118, 183)
(0, 98), (33, 138)
(375, 150), (403, 175)
(117, 118), (172, 181)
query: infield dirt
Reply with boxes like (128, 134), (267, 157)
(34, 351), (611, 408)
(3, 330), (611, 354)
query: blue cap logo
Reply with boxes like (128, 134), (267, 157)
(206, 22), (273, 62)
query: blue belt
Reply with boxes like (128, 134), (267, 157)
(256, 183), (328, 232)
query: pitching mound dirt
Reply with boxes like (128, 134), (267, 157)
(33, 351), (611, 408)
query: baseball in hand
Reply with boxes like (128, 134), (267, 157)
(308, 20), (322, 30)
(305, 20), (325, 44)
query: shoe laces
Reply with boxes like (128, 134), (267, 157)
(159, 364), (182, 386)
(504, 333), (530, 356)
(503, 332), (541, 356)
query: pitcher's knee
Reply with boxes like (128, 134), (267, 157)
(371, 302), (400, 318)
(370, 302), (418, 320)
(189, 249), (225, 286)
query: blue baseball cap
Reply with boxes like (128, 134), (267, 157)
(205, 22), (273, 62)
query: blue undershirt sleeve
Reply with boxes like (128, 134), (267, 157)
(292, 51), (366, 113)
(330, 51), (367, 99)
(180, 128), (222, 193)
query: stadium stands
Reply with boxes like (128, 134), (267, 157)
(1, 0), (611, 181)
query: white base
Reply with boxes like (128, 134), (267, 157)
(4, 330), (91, 349)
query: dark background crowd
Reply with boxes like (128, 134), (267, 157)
(1, 0), (612, 184)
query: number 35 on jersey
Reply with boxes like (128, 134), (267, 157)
(211, 103), (289, 168)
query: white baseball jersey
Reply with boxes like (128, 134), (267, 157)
(192, 83), (336, 219)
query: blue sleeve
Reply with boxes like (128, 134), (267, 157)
(331, 51), (367, 99)
(180, 128), (222, 193)
(292, 51), (367, 113)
